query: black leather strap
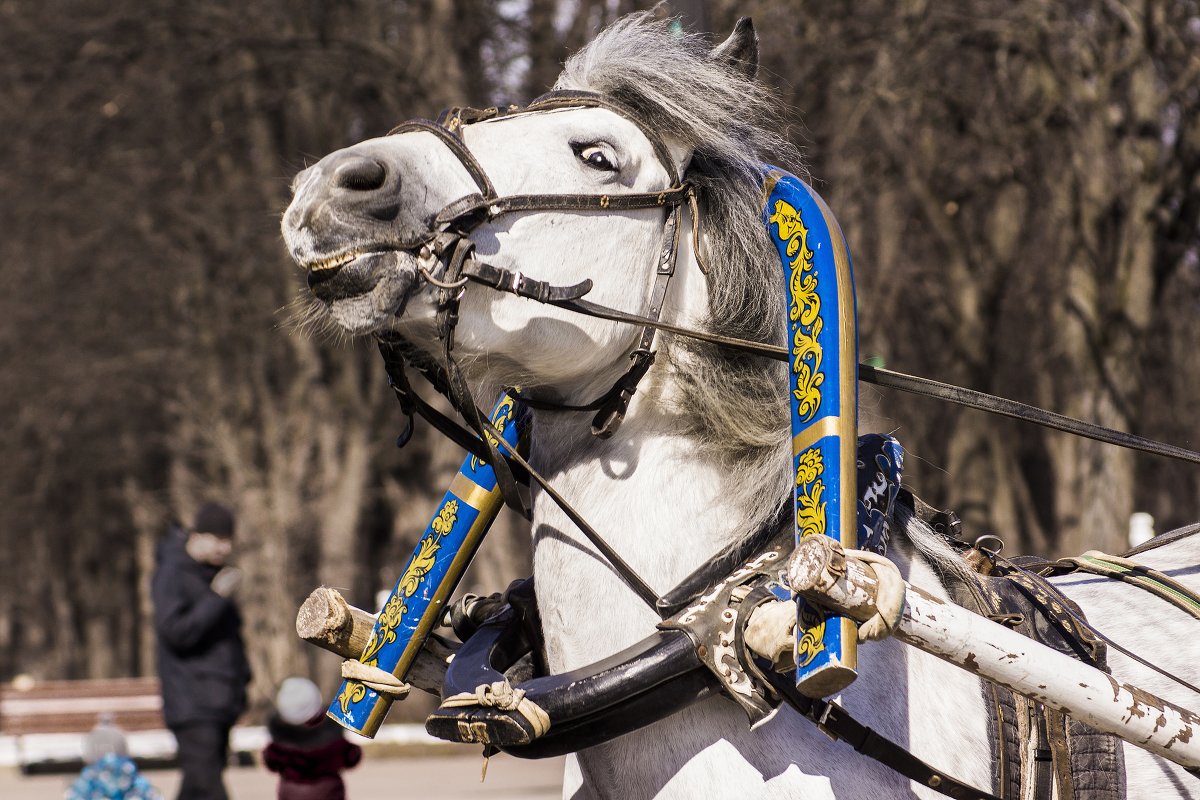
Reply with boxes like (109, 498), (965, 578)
(489, 187), (688, 214)
(376, 337), (532, 492)
(589, 349), (656, 438)
(389, 119), (497, 199)
(1121, 521), (1200, 557)
(456, 203), (682, 439)
(857, 365), (1200, 466)
(376, 334), (662, 608)
(427, 606), (713, 752)
(460, 260), (592, 304)
(757, 667), (1002, 800)
(588, 203), (679, 438)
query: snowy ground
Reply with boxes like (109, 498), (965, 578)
(0, 751), (567, 800)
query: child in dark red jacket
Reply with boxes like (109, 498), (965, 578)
(264, 678), (362, 800)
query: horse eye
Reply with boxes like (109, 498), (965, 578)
(573, 143), (618, 172)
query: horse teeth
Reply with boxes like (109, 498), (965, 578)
(308, 251), (361, 272)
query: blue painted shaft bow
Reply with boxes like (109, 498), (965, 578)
(764, 170), (861, 698)
(328, 393), (527, 737)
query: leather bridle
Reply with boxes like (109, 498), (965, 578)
(373, 90), (703, 609)
(386, 90), (695, 439)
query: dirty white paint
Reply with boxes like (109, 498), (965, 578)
(789, 538), (1200, 769)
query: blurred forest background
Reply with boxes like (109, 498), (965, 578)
(0, 0), (1197, 717)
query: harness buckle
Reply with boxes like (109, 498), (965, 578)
(507, 270), (524, 295)
(814, 702), (840, 741)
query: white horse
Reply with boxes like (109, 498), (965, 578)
(282, 13), (1199, 799)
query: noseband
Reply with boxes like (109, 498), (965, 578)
(386, 90), (698, 439)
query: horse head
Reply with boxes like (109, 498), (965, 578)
(281, 17), (766, 409)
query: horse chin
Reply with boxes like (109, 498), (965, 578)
(310, 250), (421, 336)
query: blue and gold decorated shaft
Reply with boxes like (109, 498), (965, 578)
(764, 171), (860, 698)
(328, 393), (526, 737)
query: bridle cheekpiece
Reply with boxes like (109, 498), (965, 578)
(384, 90), (695, 439)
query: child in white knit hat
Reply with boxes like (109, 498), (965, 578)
(66, 715), (161, 799)
(263, 677), (361, 800)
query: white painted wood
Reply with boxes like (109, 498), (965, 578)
(788, 537), (1200, 769)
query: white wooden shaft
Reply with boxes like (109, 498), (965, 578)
(789, 538), (1200, 769)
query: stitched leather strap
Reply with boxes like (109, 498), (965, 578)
(1060, 551), (1200, 620)
(754, 653), (1001, 800)
(460, 260), (593, 304)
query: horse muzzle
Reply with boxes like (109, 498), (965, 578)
(309, 250), (421, 331)
(282, 139), (478, 332)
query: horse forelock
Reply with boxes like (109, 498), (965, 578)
(556, 12), (804, 527)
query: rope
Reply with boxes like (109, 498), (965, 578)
(848, 549), (907, 641)
(340, 660), (411, 699)
(745, 547), (906, 669)
(441, 681), (552, 738)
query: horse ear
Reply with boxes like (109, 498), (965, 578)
(649, 1), (672, 20)
(708, 17), (758, 81)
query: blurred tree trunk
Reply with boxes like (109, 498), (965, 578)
(730, 0), (1200, 556)
(0, 0), (1196, 694)
(0, 0), (539, 708)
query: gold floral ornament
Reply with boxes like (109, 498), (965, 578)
(398, 536), (440, 597)
(795, 603), (828, 668)
(469, 396), (517, 472)
(789, 266), (820, 328)
(336, 497), (461, 714)
(792, 334), (824, 423)
(770, 199), (824, 426)
(770, 200), (817, 325)
(796, 480), (827, 539)
(337, 680), (369, 714)
(795, 447), (824, 487)
(430, 500), (459, 538)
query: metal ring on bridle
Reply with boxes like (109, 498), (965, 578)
(419, 263), (471, 290)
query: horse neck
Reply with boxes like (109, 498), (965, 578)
(526, 229), (756, 673)
(526, 384), (747, 675)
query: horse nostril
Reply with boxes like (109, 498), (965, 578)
(333, 157), (387, 191)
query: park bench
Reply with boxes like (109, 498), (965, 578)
(0, 676), (170, 773)
(0, 674), (449, 774)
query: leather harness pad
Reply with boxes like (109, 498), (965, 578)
(942, 549), (1126, 799)
(658, 529), (794, 723)
(425, 579), (717, 756)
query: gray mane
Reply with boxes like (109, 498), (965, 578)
(557, 13), (801, 527)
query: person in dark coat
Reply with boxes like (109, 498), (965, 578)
(263, 677), (362, 800)
(152, 502), (252, 800)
